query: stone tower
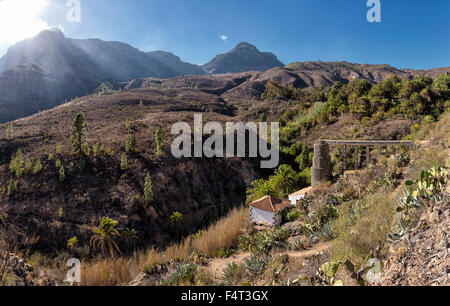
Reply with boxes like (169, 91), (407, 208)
(311, 141), (331, 187)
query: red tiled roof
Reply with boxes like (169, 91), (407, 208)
(249, 196), (291, 213)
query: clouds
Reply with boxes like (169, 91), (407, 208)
(0, 0), (50, 55)
(219, 35), (228, 42)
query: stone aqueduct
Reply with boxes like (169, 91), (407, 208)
(311, 140), (414, 186)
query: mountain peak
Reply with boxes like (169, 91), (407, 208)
(234, 42), (258, 50)
(36, 28), (66, 40)
(203, 42), (284, 74)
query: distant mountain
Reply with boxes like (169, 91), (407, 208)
(73, 39), (177, 80)
(0, 29), (179, 122)
(0, 30), (448, 124)
(146, 50), (205, 76)
(0, 29), (177, 80)
(0, 29), (111, 95)
(0, 30), (114, 123)
(203, 42), (284, 74)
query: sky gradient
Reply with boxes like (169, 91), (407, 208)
(1, 0), (449, 69)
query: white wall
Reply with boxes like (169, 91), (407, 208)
(289, 194), (306, 206)
(250, 207), (279, 226)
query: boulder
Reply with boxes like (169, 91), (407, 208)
(282, 221), (304, 236)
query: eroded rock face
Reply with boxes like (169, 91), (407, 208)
(381, 197), (450, 286)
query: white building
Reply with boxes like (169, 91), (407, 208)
(249, 196), (291, 226)
(288, 186), (313, 206)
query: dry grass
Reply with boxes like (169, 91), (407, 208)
(75, 206), (248, 286)
(80, 257), (135, 286)
(191, 207), (248, 257)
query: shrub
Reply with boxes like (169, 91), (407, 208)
(67, 236), (78, 249)
(239, 228), (288, 255)
(331, 191), (395, 266)
(223, 262), (247, 286)
(213, 247), (235, 258)
(286, 208), (301, 222)
(245, 255), (270, 276)
(165, 261), (198, 286)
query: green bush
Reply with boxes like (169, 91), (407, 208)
(165, 261), (198, 286)
(285, 208), (301, 222)
(223, 262), (247, 286)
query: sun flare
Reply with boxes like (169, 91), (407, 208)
(0, 0), (49, 53)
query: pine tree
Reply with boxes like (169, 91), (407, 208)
(144, 173), (154, 204)
(7, 177), (17, 196)
(58, 207), (64, 218)
(9, 149), (24, 178)
(33, 159), (43, 175)
(6, 123), (13, 140)
(71, 113), (87, 157)
(121, 153), (128, 171)
(155, 125), (164, 156)
(126, 132), (138, 154)
(59, 165), (65, 182)
(125, 119), (138, 154)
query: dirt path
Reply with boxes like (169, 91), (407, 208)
(206, 241), (333, 281)
(275, 241), (332, 258)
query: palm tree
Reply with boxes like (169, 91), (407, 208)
(270, 164), (300, 196)
(90, 217), (121, 258)
(170, 212), (183, 242)
(246, 179), (275, 204)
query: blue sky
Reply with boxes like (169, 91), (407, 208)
(1, 0), (449, 69)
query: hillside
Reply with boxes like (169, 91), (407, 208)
(0, 61), (448, 285)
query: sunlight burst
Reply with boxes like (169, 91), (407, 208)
(0, 0), (50, 53)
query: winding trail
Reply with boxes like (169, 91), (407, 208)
(206, 241), (333, 281)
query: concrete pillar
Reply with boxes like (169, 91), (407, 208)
(311, 141), (331, 187)
(343, 145), (347, 174)
(366, 146), (370, 166)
